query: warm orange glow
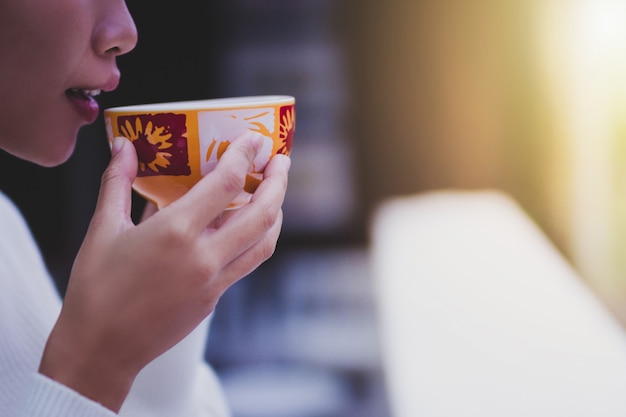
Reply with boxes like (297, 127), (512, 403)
(537, 0), (626, 296)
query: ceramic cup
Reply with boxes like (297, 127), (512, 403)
(104, 95), (295, 209)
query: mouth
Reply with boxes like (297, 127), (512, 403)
(65, 88), (102, 123)
(65, 88), (102, 100)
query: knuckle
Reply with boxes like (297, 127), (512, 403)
(184, 255), (220, 299)
(192, 245), (222, 280)
(218, 165), (246, 194)
(100, 164), (124, 189)
(261, 236), (277, 262)
(160, 215), (193, 245)
(261, 203), (277, 233)
(260, 209), (282, 261)
(198, 255), (220, 279)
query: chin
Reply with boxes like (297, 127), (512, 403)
(38, 145), (77, 167)
(36, 155), (73, 167)
(21, 134), (78, 167)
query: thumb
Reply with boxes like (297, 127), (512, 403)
(93, 137), (138, 226)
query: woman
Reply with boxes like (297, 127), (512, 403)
(0, 0), (290, 415)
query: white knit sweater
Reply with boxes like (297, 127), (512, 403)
(0, 191), (230, 417)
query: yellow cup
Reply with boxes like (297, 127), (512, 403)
(104, 95), (295, 209)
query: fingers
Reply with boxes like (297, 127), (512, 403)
(203, 153), (290, 268)
(217, 209), (284, 290)
(254, 154), (291, 202)
(149, 139), (289, 298)
(168, 133), (264, 231)
(92, 137), (138, 232)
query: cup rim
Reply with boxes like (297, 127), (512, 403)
(104, 95), (295, 113)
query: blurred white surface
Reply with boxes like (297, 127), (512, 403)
(220, 364), (349, 417)
(371, 190), (626, 417)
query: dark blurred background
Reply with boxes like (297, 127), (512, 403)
(3, 0), (626, 416)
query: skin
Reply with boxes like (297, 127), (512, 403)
(0, 0), (290, 412)
(0, 0), (137, 165)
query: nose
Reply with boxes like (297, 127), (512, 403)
(93, 1), (138, 57)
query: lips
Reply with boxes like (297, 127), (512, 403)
(65, 88), (102, 124)
(65, 73), (120, 124)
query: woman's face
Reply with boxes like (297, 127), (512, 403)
(0, 0), (137, 166)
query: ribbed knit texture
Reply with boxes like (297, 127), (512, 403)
(18, 373), (113, 417)
(0, 191), (230, 417)
(0, 191), (83, 417)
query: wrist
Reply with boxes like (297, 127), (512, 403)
(39, 317), (139, 412)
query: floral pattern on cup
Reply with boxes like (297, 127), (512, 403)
(117, 113), (191, 177)
(199, 107), (275, 177)
(105, 96), (295, 209)
(277, 104), (295, 155)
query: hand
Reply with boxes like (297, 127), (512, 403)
(39, 134), (290, 411)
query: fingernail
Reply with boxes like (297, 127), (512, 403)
(110, 137), (126, 155)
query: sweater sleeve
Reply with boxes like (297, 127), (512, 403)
(17, 325), (230, 417)
(120, 316), (231, 417)
(18, 373), (116, 417)
(0, 193), (115, 417)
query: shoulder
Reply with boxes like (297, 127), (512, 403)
(0, 190), (18, 212)
(0, 191), (46, 271)
(0, 191), (39, 254)
(0, 191), (29, 229)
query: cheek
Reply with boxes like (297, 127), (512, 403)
(0, 7), (82, 78)
(0, 3), (89, 166)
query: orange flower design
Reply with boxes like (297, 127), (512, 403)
(205, 139), (231, 162)
(121, 118), (173, 172)
(117, 113), (191, 177)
